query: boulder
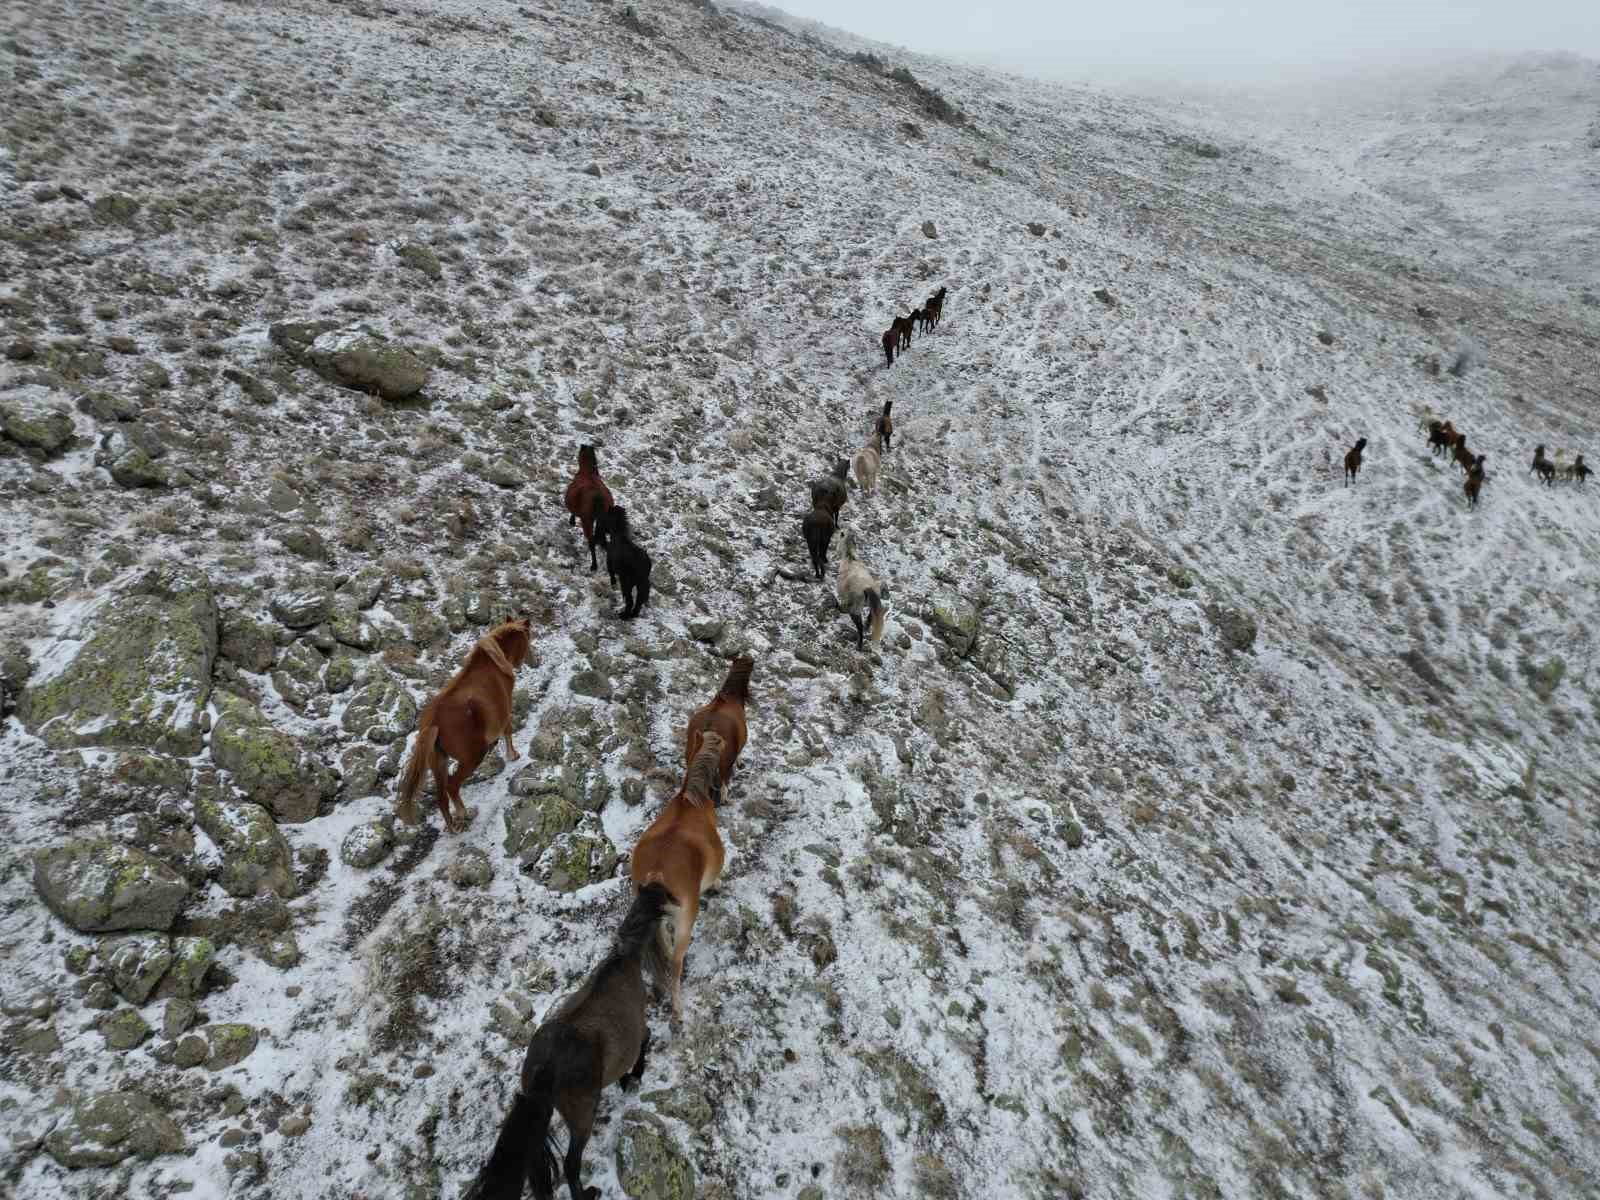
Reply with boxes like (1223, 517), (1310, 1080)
(33, 840), (188, 932)
(159, 936), (216, 999)
(18, 564), (217, 755)
(926, 593), (979, 656)
(99, 933), (174, 1003)
(503, 789), (582, 865)
(99, 1008), (153, 1050)
(219, 615), (278, 673)
(204, 1022), (259, 1069)
(538, 826), (618, 893)
(45, 1091), (184, 1168)
(615, 1108), (694, 1200)
(109, 447), (170, 488)
(340, 819), (394, 869)
(341, 676), (417, 744)
(0, 385), (75, 453)
(303, 329), (430, 401)
(1205, 604), (1258, 654)
(193, 793), (296, 898)
(210, 692), (334, 822)
(269, 586), (330, 630)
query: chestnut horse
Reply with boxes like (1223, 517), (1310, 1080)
(629, 732), (726, 1019)
(880, 328), (896, 369)
(685, 656), (753, 803)
(891, 314), (915, 353)
(563, 444), (613, 571)
(397, 618), (532, 833)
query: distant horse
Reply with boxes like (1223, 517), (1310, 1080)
(461, 884), (668, 1200)
(1343, 437), (1367, 486)
(397, 618), (532, 833)
(1531, 444), (1556, 487)
(1427, 420), (1456, 457)
(880, 328), (896, 369)
(1464, 455), (1486, 508)
(802, 502), (836, 580)
(925, 286), (947, 330)
(563, 445), (613, 572)
(810, 458), (850, 525)
(1567, 453), (1590, 485)
(597, 505), (652, 620)
(685, 656), (753, 804)
(629, 732), (726, 1019)
(854, 428), (882, 495)
(892, 314), (915, 352)
(836, 533), (886, 649)
(1451, 433), (1475, 473)
(909, 306), (927, 338)
(876, 401), (893, 454)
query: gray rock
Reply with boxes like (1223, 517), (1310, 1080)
(1027, 221), (1047, 236)
(109, 447), (170, 488)
(538, 826), (618, 893)
(259, 930), (301, 969)
(0, 386), (75, 453)
(271, 640), (325, 708)
(270, 587), (331, 630)
(324, 650), (360, 694)
(569, 669), (614, 700)
(32, 840), (189, 932)
(1205, 604), (1258, 653)
(279, 1114), (311, 1137)
(687, 619), (725, 643)
(504, 790), (582, 864)
(219, 615), (278, 672)
(448, 847), (495, 887)
(99, 933), (173, 1003)
(926, 593), (979, 656)
(210, 691), (334, 822)
(483, 456), (524, 488)
(204, 1023), (259, 1069)
(160, 937), (216, 999)
(922, 220), (938, 239)
(341, 676), (417, 744)
(300, 328), (430, 401)
(45, 1091), (184, 1168)
(99, 1007), (153, 1050)
(173, 1034), (208, 1068)
(163, 999), (198, 1038)
(222, 368), (276, 405)
(340, 819), (394, 869)
(193, 793), (296, 898)
(18, 563), (217, 755)
(339, 743), (381, 797)
(614, 1108), (694, 1200)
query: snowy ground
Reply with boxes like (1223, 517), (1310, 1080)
(2, 2), (1598, 1199)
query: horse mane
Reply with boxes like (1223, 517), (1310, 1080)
(578, 444), (599, 473)
(831, 458), (849, 479)
(681, 735), (723, 806)
(717, 656), (753, 703)
(607, 506), (631, 540)
(435, 620), (524, 698)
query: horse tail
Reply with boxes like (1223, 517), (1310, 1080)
(620, 882), (677, 991)
(718, 656), (754, 703)
(396, 718), (438, 826)
(461, 1074), (560, 1200)
(865, 588), (885, 643)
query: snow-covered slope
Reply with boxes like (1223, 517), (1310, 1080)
(2, 3), (1598, 1200)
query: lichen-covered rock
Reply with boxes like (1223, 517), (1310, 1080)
(449, 846), (495, 887)
(210, 691), (333, 822)
(1205, 604), (1259, 653)
(303, 328), (430, 401)
(193, 793), (296, 898)
(204, 1022), (259, 1069)
(271, 640), (326, 708)
(615, 1108), (695, 1200)
(340, 819), (394, 869)
(109, 446), (170, 488)
(219, 615), (278, 673)
(160, 936), (216, 999)
(259, 930), (301, 969)
(45, 1091), (184, 1168)
(269, 586), (330, 630)
(18, 564), (217, 754)
(0, 385), (75, 453)
(503, 789), (582, 865)
(99, 1007), (153, 1050)
(324, 650), (360, 694)
(926, 593), (979, 656)
(32, 840), (189, 932)
(99, 933), (173, 1003)
(341, 676), (417, 744)
(540, 826), (618, 893)
(339, 743), (381, 797)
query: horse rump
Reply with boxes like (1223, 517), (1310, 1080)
(802, 507), (834, 579)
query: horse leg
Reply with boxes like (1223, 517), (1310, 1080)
(501, 720), (520, 763)
(850, 611), (865, 649)
(430, 749), (451, 829)
(622, 1026), (651, 1092)
(561, 1094), (600, 1200)
(668, 895), (701, 1021)
(621, 579), (638, 619)
(445, 743), (487, 832)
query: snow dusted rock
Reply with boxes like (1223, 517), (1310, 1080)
(270, 640), (326, 708)
(98, 1008), (152, 1051)
(448, 846), (494, 887)
(1204, 603), (1259, 653)
(0, 385), (75, 453)
(341, 675), (417, 744)
(18, 563), (217, 755)
(209, 691), (334, 822)
(107, 446), (169, 488)
(218, 614), (279, 672)
(193, 792), (296, 899)
(98, 933), (174, 1003)
(538, 825), (618, 893)
(922, 219), (938, 238)
(615, 1108), (694, 1200)
(269, 585), (331, 630)
(340, 819), (394, 869)
(503, 789), (582, 866)
(203, 1022), (259, 1069)
(32, 840), (188, 933)
(158, 937), (216, 1000)
(305, 329), (430, 401)
(926, 593), (979, 655)
(45, 1091), (184, 1168)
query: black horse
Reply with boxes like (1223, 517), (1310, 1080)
(597, 506), (652, 620)
(802, 503), (835, 580)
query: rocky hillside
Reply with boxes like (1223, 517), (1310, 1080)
(2, 1), (1598, 1199)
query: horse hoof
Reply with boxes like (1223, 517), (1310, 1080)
(506, 747), (521, 762)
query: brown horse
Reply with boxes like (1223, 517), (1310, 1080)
(629, 732), (726, 1019)
(810, 458), (850, 525)
(397, 618), (532, 833)
(1464, 455), (1486, 508)
(1451, 433), (1475, 473)
(891, 314), (915, 352)
(1427, 419), (1456, 457)
(563, 444), (613, 572)
(1531, 444), (1557, 487)
(925, 286), (947, 330)
(685, 656), (752, 803)
(1343, 437), (1367, 486)
(876, 400), (893, 453)
(1568, 453), (1590, 485)
(880, 328), (896, 369)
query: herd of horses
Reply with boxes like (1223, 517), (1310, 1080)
(880, 285), (946, 368)
(1341, 416), (1590, 509)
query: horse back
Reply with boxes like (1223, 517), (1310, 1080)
(631, 801), (720, 896)
(433, 664), (513, 758)
(687, 707), (746, 780)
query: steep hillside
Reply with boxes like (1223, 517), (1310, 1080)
(2, 2), (1598, 1200)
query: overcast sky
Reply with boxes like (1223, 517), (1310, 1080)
(765, 0), (1600, 84)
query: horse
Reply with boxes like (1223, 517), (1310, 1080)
(836, 533), (886, 649)
(810, 458), (849, 525)
(909, 307), (927, 338)
(925, 286), (947, 330)
(685, 656), (753, 804)
(854, 428), (882, 496)
(1531, 444), (1557, 487)
(880, 328), (896, 369)
(1343, 437), (1367, 486)
(397, 618), (532, 833)
(596, 505), (651, 620)
(1427, 420), (1456, 457)
(1451, 433), (1475, 473)
(563, 445), (614, 572)
(461, 883), (669, 1200)
(629, 732), (726, 1019)
(876, 401), (893, 454)
(1567, 453), (1590, 485)
(892, 314), (915, 353)
(802, 503), (836, 580)
(1464, 455), (1486, 508)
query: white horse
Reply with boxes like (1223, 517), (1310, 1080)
(836, 533), (886, 648)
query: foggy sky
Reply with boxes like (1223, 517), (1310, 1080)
(765, 0), (1600, 84)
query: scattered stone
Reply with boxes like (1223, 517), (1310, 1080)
(615, 1108), (694, 1200)
(341, 676), (417, 744)
(32, 840), (189, 932)
(172, 1034), (209, 1068)
(290, 328), (430, 401)
(1092, 287), (1118, 308)
(0, 386), (75, 453)
(91, 192), (141, 223)
(99, 932), (174, 1003)
(98, 1007), (153, 1050)
(504, 790), (582, 865)
(687, 619), (725, 643)
(279, 1114), (312, 1137)
(449, 847), (495, 887)
(539, 827), (618, 892)
(18, 563), (217, 755)
(160, 937), (217, 999)
(108, 447), (168, 488)
(1204, 604), (1258, 654)
(483, 457), (524, 488)
(45, 1091), (184, 1168)
(340, 819), (395, 869)
(583, 162), (603, 177)
(622, 778), (646, 807)
(205, 1023), (260, 1069)
(922, 220), (937, 239)
(925, 593), (979, 656)
(1026, 221), (1046, 236)
(222, 368), (276, 405)
(1316, 330), (1336, 346)
(163, 999), (198, 1039)
(569, 670), (614, 700)
(193, 792), (296, 898)
(642, 1086), (714, 1130)
(260, 931), (301, 969)
(220, 615), (278, 672)
(210, 691), (334, 822)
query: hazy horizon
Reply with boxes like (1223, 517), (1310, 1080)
(755, 0), (1600, 87)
